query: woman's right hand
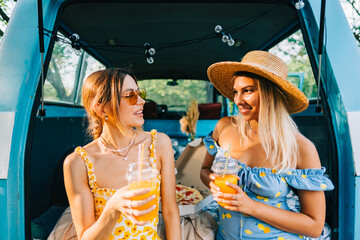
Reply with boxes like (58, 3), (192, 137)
(107, 185), (157, 226)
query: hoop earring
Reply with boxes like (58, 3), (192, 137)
(105, 115), (109, 122)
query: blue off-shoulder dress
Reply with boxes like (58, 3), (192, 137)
(203, 132), (334, 240)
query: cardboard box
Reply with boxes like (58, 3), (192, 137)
(178, 194), (214, 216)
(175, 138), (213, 216)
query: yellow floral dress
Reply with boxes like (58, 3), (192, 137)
(75, 129), (161, 240)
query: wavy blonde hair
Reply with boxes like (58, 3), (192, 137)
(233, 72), (299, 172)
(82, 68), (138, 139)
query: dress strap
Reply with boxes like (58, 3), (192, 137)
(149, 129), (157, 169)
(75, 147), (97, 193)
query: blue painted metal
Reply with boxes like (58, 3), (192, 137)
(355, 176), (360, 238)
(304, 1), (360, 238)
(310, 0), (360, 112)
(0, 180), (9, 240)
(44, 105), (86, 118)
(143, 119), (217, 139)
(0, 0), (65, 238)
(1, 0), (360, 239)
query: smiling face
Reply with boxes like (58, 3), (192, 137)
(233, 76), (260, 121)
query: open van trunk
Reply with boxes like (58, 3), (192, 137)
(1, 0), (360, 239)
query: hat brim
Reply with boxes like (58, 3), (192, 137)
(207, 62), (309, 114)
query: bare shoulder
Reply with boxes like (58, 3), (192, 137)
(155, 131), (172, 148)
(216, 116), (234, 129)
(63, 150), (86, 172)
(212, 116), (236, 140)
(296, 132), (321, 169)
(296, 133), (316, 152)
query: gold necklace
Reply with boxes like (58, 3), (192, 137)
(100, 129), (136, 160)
(247, 121), (257, 134)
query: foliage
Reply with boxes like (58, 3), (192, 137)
(270, 30), (318, 98)
(344, 0), (360, 45)
(44, 39), (80, 102)
(0, 0), (12, 16)
(44, 32), (105, 104)
(138, 79), (213, 111)
(0, 0), (15, 36)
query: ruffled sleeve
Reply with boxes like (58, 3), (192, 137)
(203, 131), (217, 156)
(284, 167), (334, 191)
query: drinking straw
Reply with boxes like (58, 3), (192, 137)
(223, 144), (232, 178)
(138, 144), (141, 182)
(140, 143), (144, 181)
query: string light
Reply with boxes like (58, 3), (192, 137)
(43, 30), (84, 56)
(216, 25), (236, 47)
(214, 25), (222, 33)
(68, 33), (82, 55)
(147, 57), (154, 64)
(144, 43), (156, 64)
(295, 0), (305, 10)
(41, 5), (281, 62)
(227, 34), (235, 46)
(221, 33), (230, 43)
(148, 48), (156, 56)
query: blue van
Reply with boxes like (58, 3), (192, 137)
(0, 0), (359, 239)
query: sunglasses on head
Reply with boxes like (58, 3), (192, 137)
(121, 88), (146, 105)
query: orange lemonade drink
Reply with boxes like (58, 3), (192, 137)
(214, 174), (238, 207)
(129, 180), (159, 221)
(126, 160), (159, 222)
(214, 174), (238, 194)
(211, 158), (239, 207)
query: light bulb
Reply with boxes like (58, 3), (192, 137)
(149, 48), (156, 56)
(71, 33), (80, 41)
(215, 25), (222, 33)
(222, 34), (229, 43)
(74, 49), (83, 56)
(228, 38), (235, 46)
(295, 0), (305, 10)
(147, 57), (154, 64)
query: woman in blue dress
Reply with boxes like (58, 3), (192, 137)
(200, 50), (334, 239)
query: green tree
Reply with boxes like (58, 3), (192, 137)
(270, 30), (317, 98)
(0, 0), (15, 38)
(138, 79), (212, 111)
(343, 0), (360, 45)
(45, 40), (88, 102)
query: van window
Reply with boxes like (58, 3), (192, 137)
(269, 30), (317, 99)
(138, 79), (214, 112)
(44, 33), (105, 105)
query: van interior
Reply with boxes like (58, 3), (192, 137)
(26, 1), (338, 239)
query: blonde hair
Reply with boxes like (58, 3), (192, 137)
(82, 68), (138, 139)
(234, 72), (299, 172)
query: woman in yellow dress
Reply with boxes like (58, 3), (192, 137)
(63, 68), (181, 239)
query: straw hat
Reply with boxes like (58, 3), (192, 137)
(207, 50), (309, 114)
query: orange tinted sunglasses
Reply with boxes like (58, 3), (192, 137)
(121, 88), (146, 105)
